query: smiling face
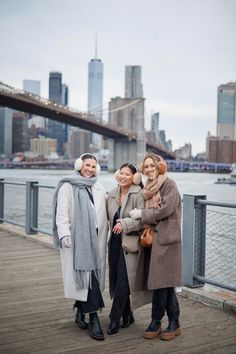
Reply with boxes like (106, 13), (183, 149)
(80, 158), (97, 178)
(143, 157), (158, 180)
(118, 166), (134, 189)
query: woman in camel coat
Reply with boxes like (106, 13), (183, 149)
(106, 163), (152, 336)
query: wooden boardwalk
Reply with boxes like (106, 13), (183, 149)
(0, 229), (236, 354)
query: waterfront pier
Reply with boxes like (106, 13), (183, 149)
(0, 226), (236, 354)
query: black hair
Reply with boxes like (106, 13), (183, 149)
(119, 162), (144, 188)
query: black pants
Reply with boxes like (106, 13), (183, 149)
(109, 233), (131, 322)
(152, 287), (180, 321)
(74, 271), (104, 314)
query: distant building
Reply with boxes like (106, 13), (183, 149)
(30, 137), (57, 157)
(174, 143), (192, 160)
(62, 84), (69, 106)
(217, 82), (236, 140)
(159, 130), (167, 148)
(47, 72), (68, 155)
(23, 80), (40, 95)
(151, 112), (160, 136)
(88, 41), (104, 150)
(12, 111), (29, 153)
(68, 128), (90, 158)
(49, 72), (62, 104)
(23, 79), (45, 129)
(208, 137), (236, 164)
(0, 107), (13, 158)
(166, 140), (173, 151)
(207, 81), (236, 163)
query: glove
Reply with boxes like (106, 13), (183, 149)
(61, 236), (72, 248)
(129, 208), (142, 220)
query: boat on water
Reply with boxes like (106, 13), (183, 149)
(215, 163), (236, 184)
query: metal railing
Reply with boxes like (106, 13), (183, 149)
(1, 180), (235, 292)
(0, 179), (54, 236)
(183, 194), (236, 292)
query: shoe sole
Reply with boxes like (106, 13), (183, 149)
(143, 329), (162, 339)
(75, 319), (88, 330)
(160, 327), (181, 341)
(89, 330), (105, 341)
(107, 329), (119, 335)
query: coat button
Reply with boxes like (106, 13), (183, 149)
(125, 251), (128, 255)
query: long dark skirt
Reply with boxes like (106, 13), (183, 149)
(74, 271), (104, 314)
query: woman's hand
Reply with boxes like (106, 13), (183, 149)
(112, 221), (123, 234)
(129, 208), (142, 219)
(61, 235), (72, 248)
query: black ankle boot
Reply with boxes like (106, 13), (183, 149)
(160, 319), (181, 341)
(89, 312), (105, 341)
(143, 319), (162, 339)
(107, 320), (120, 335)
(121, 311), (135, 328)
(75, 307), (88, 329)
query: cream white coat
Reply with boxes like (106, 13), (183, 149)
(56, 180), (108, 301)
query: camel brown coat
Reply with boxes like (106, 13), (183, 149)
(140, 177), (183, 290)
(107, 184), (152, 310)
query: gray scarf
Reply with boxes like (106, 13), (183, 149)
(52, 174), (101, 290)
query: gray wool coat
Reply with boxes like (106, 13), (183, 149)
(107, 184), (152, 310)
(140, 177), (183, 290)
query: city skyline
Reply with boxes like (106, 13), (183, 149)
(1, 0), (236, 155)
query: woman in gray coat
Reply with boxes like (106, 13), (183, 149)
(106, 163), (150, 335)
(130, 153), (182, 341)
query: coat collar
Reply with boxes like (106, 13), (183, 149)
(110, 184), (142, 218)
(110, 184), (141, 198)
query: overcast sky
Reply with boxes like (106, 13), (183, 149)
(1, 0), (236, 155)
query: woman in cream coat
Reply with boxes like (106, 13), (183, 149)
(106, 163), (151, 336)
(53, 153), (108, 341)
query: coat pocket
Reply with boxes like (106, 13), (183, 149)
(122, 235), (140, 253)
(157, 220), (181, 246)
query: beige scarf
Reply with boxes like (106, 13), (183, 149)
(143, 172), (168, 208)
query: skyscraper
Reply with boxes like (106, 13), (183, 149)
(217, 81), (236, 140)
(12, 111), (29, 153)
(23, 79), (45, 129)
(23, 80), (40, 95)
(88, 41), (104, 149)
(49, 72), (62, 104)
(0, 107), (13, 158)
(47, 72), (68, 155)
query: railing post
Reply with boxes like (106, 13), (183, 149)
(26, 181), (38, 234)
(0, 179), (4, 223)
(183, 194), (206, 288)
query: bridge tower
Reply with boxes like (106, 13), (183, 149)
(108, 65), (146, 171)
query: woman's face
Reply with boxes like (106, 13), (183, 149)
(143, 157), (157, 180)
(80, 158), (97, 178)
(118, 166), (134, 188)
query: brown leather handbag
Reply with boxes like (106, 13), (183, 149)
(139, 225), (154, 248)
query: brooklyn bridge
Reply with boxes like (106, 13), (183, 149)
(0, 81), (175, 170)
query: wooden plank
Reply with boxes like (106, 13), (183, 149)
(0, 230), (236, 354)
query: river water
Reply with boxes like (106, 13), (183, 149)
(1, 168), (236, 287)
